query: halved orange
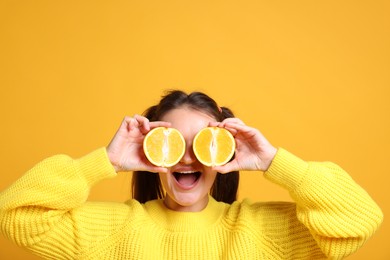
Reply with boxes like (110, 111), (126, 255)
(193, 127), (235, 167)
(143, 127), (185, 167)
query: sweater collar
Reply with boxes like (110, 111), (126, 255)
(144, 196), (227, 232)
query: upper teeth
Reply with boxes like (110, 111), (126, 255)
(177, 171), (197, 174)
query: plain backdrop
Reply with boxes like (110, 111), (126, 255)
(0, 1), (389, 259)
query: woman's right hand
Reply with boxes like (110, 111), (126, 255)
(106, 115), (171, 173)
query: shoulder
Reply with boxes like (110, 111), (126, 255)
(71, 199), (148, 227)
(223, 199), (313, 243)
(225, 199), (297, 222)
(222, 199), (306, 237)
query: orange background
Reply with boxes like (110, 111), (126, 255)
(0, 1), (389, 259)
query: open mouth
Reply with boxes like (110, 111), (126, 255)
(173, 171), (202, 188)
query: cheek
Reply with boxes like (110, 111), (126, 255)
(158, 173), (169, 189)
(203, 169), (218, 187)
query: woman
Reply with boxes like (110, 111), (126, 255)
(0, 90), (383, 259)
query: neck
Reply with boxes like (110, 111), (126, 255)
(163, 194), (209, 212)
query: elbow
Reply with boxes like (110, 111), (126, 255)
(323, 207), (383, 259)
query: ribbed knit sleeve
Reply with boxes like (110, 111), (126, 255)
(0, 148), (118, 258)
(264, 148), (383, 259)
(0, 147), (384, 259)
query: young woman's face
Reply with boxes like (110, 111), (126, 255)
(159, 107), (218, 212)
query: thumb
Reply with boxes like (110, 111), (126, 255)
(212, 161), (238, 174)
(148, 166), (169, 174)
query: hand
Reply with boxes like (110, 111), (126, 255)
(210, 118), (277, 173)
(106, 115), (171, 173)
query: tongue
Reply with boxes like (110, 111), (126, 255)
(177, 173), (197, 186)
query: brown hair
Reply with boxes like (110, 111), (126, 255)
(132, 90), (239, 204)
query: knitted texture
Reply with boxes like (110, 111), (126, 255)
(0, 148), (383, 259)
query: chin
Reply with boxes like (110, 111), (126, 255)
(159, 168), (216, 211)
(174, 192), (202, 205)
(166, 191), (209, 211)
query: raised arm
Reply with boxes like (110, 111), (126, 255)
(264, 148), (383, 258)
(0, 115), (170, 258)
(0, 148), (117, 258)
(213, 118), (383, 259)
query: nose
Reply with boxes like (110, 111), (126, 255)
(180, 144), (196, 165)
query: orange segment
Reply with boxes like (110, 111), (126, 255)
(193, 127), (235, 167)
(143, 127), (185, 167)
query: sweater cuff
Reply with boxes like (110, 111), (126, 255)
(76, 148), (117, 186)
(264, 148), (309, 192)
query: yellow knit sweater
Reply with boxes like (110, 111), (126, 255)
(0, 148), (383, 259)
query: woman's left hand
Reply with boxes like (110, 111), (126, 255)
(210, 118), (277, 173)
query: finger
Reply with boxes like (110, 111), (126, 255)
(208, 121), (220, 127)
(134, 114), (150, 133)
(224, 122), (256, 135)
(123, 116), (132, 124)
(220, 121), (253, 138)
(223, 126), (238, 137)
(122, 116), (136, 132)
(207, 121), (238, 136)
(149, 121), (171, 129)
(212, 161), (239, 174)
(146, 166), (169, 173)
(220, 117), (245, 127)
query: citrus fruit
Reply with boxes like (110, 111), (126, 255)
(193, 127), (235, 167)
(143, 127), (185, 167)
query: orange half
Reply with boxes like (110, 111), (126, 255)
(193, 127), (235, 167)
(143, 127), (185, 167)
